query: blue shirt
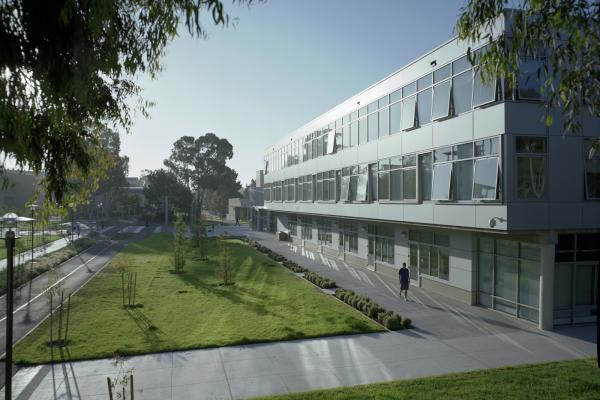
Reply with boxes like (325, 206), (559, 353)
(399, 267), (410, 282)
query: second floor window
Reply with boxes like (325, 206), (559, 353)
(516, 136), (546, 199)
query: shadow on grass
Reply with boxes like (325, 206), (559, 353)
(125, 307), (164, 349)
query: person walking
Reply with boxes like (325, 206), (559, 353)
(399, 262), (410, 301)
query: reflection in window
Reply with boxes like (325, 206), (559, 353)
(432, 163), (452, 200)
(585, 139), (600, 199)
(390, 169), (402, 200)
(473, 158), (498, 200)
(340, 168), (350, 201)
(417, 88), (432, 126)
(402, 168), (417, 200)
(432, 80), (451, 120)
(518, 58), (544, 100)
(356, 165), (369, 201)
(473, 67), (497, 107)
(452, 160), (473, 201)
(419, 153), (433, 201)
(390, 101), (401, 134)
(401, 96), (417, 130)
(516, 137), (546, 199)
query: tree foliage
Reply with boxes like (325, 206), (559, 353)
(164, 133), (241, 211)
(456, 1), (600, 133)
(143, 168), (193, 217)
(0, 0), (254, 203)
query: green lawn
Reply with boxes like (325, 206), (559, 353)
(0, 234), (61, 260)
(251, 358), (600, 400)
(14, 233), (382, 364)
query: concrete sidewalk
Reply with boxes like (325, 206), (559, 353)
(4, 225), (595, 400)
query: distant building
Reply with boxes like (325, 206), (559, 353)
(228, 187), (264, 222)
(0, 170), (42, 210)
(255, 170), (264, 188)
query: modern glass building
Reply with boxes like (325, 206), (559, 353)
(258, 16), (599, 330)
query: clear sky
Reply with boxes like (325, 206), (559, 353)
(122, 0), (466, 186)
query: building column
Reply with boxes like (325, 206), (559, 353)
(539, 233), (557, 330)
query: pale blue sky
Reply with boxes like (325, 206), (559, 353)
(122, 0), (466, 185)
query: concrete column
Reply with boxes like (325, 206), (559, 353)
(539, 233), (557, 330)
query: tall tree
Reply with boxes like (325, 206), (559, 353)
(0, 0), (255, 203)
(143, 169), (193, 219)
(164, 133), (239, 212)
(456, 1), (600, 133)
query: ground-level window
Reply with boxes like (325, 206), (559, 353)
(339, 222), (359, 254)
(317, 221), (332, 246)
(478, 237), (541, 323)
(368, 224), (395, 264)
(408, 230), (449, 281)
(301, 218), (312, 240)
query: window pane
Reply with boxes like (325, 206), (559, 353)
(378, 95), (389, 108)
(390, 102), (401, 134)
(519, 259), (540, 308)
(432, 163), (452, 200)
(475, 137), (500, 156)
(439, 247), (449, 280)
(390, 89), (402, 103)
(434, 64), (452, 83)
(390, 156), (402, 170)
(452, 159), (473, 200)
(402, 82), (416, 97)
(417, 73), (432, 90)
(518, 58), (544, 100)
(402, 169), (417, 200)
(497, 239), (518, 257)
(452, 56), (471, 74)
(419, 152), (433, 201)
(358, 118), (367, 145)
(349, 175), (358, 201)
(452, 71), (473, 114)
(378, 171), (390, 200)
(350, 121), (358, 147)
(367, 101), (378, 114)
(585, 139), (600, 199)
(417, 88), (432, 125)
(343, 125), (350, 148)
(419, 244), (430, 275)
(479, 253), (493, 306)
(517, 156), (546, 199)
(368, 113), (378, 142)
(403, 154), (416, 167)
(516, 136), (547, 153)
(453, 142), (473, 160)
(409, 244), (419, 278)
(401, 96), (416, 130)
(359, 106), (367, 118)
(473, 157), (498, 200)
(340, 175), (350, 201)
(378, 107), (389, 137)
(390, 169), (402, 200)
(357, 166), (369, 201)
(473, 67), (496, 107)
(432, 81), (451, 120)
(369, 164), (378, 201)
(495, 255), (518, 302)
(430, 247), (439, 277)
(434, 147), (452, 162)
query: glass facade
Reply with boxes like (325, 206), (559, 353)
(478, 237), (541, 323)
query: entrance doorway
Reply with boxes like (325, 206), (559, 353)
(554, 262), (598, 325)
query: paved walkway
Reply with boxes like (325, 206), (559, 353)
(4, 226), (596, 400)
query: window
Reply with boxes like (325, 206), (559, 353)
(417, 88), (432, 126)
(349, 166), (358, 201)
(368, 224), (395, 264)
(289, 219), (297, 236)
(390, 157), (403, 201)
(390, 101), (401, 134)
(473, 158), (499, 200)
(584, 138), (600, 200)
(402, 154), (417, 200)
(401, 96), (417, 130)
(432, 80), (451, 120)
(453, 71), (472, 115)
(318, 221), (332, 246)
(326, 129), (336, 154)
(369, 163), (378, 201)
(518, 58), (544, 100)
(301, 219), (312, 240)
(419, 152), (433, 201)
(358, 117), (367, 145)
(472, 67), (497, 107)
(367, 112), (378, 142)
(402, 82), (416, 97)
(452, 159), (473, 200)
(350, 120), (358, 148)
(378, 106), (389, 137)
(343, 124), (350, 149)
(432, 163), (452, 200)
(378, 160), (390, 200)
(340, 167), (350, 201)
(339, 223), (359, 254)
(409, 230), (450, 281)
(516, 136), (546, 199)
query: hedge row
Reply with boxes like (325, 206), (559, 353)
(335, 289), (411, 330)
(304, 271), (337, 289)
(242, 236), (413, 330)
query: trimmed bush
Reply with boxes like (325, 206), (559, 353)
(304, 272), (337, 289)
(384, 314), (403, 330)
(402, 318), (412, 329)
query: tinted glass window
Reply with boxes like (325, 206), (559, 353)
(401, 96), (416, 130)
(432, 80), (451, 120)
(390, 89), (402, 103)
(452, 56), (471, 74)
(473, 68), (496, 107)
(434, 64), (452, 83)
(390, 101), (401, 133)
(452, 71), (473, 114)
(432, 163), (452, 200)
(378, 107), (389, 137)
(402, 82), (416, 97)
(473, 158), (498, 199)
(417, 88), (432, 125)
(417, 73), (432, 90)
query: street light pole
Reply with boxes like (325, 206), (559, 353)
(4, 230), (16, 400)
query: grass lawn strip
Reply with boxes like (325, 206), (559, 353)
(14, 233), (382, 364)
(250, 358), (600, 400)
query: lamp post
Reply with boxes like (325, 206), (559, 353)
(0, 212), (24, 400)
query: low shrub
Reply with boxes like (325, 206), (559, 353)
(402, 318), (412, 329)
(383, 314), (403, 330)
(304, 272), (337, 289)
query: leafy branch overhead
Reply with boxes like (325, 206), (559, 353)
(0, 0), (255, 203)
(456, 1), (600, 133)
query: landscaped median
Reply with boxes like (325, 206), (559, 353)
(242, 237), (410, 331)
(250, 358), (600, 400)
(14, 233), (383, 365)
